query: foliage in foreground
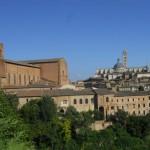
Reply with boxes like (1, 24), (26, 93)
(0, 91), (34, 149)
(1, 91), (150, 150)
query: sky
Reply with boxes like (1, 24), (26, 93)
(0, 0), (150, 81)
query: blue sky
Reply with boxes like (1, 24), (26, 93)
(0, 0), (150, 81)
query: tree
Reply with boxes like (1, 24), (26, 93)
(0, 91), (33, 149)
(108, 110), (128, 127)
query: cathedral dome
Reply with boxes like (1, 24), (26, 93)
(113, 58), (125, 70)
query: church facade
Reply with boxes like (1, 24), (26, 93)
(0, 43), (69, 88)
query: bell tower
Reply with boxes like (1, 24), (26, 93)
(123, 49), (128, 68)
(0, 43), (4, 58)
(0, 43), (6, 79)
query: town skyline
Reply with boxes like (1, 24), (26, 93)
(0, 0), (150, 80)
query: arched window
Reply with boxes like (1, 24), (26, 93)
(14, 74), (16, 85)
(106, 97), (109, 102)
(80, 99), (82, 104)
(85, 99), (88, 104)
(19, 74), (21, 85)
(24, 75), (26, 85)
(74, 99), (77, 104)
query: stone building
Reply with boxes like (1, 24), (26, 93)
(0, 43), (68, 88)
(10, 88), (150, 119)
(95, 50), (150, 79)
(96, 90), (150, 119)
(84, 50), (150, 92)
(16, 88), (95, 112)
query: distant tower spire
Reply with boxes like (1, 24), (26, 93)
(123, 49), (128, 68)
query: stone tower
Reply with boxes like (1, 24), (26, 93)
(0, 43), (4, 58)
(123, 49), (128, 68)
(0, 43), (6, 80)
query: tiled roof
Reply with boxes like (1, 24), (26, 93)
(9, 88), (150, 98)
(115, 91), (150, 97)
(15, 88), (95, 98)
(5, 59), (40, 68)
(18, 58), (64, 64)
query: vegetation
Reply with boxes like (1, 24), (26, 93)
(0, 91), (34, 149)
(1, 91), (150, 149)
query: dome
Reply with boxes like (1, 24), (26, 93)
(113, 58), (125, 70)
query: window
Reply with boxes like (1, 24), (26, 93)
(74, 99), (77, 104)
(122, 99), (124, 102)
(149, 96), (150, 100)
(111, 106), (114, 110)
(14, 74), (16, 85)
(85, 99), (88, 104)
(133, 111), (135, 115)
(139, 111), (141, 114)
(143, 98), (145, 101)
(149, 103), (150, 107)
(26, 99), (29, 103)
(143, 110), (146, 115)
(19, 74), (21, 85)
(24, 75), (26, 85)
(133, 98), (134, 102)
(143, 104), (145, 107)
(106, 97), (109, 102)
(128, 99), (129, 102)
(122, 106), (124, 110)
(117, 99), (119, 102)
(138, 104), (140, 108)
(80, 99), (83, 104)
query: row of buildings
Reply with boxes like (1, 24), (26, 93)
(81, 50), (150, 92)
(1, 43), (150, 119)
(7, 88), (150, 119)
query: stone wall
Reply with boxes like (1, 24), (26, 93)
(2, 62), (40, 87)
(98, 94), (150, 118)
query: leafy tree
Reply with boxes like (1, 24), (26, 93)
(0, 91), (33, 149)
(94, 109), (104, 120)
(108, 110), (128, 127)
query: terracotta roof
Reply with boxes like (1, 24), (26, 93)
(94, 88), (115, 95)
(15, 88), (95, 98)
(115, 91), (150, 97)
(18, 58), (64, 64)
(5, 59), (40, 68)
(9, 88), (150, 98)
